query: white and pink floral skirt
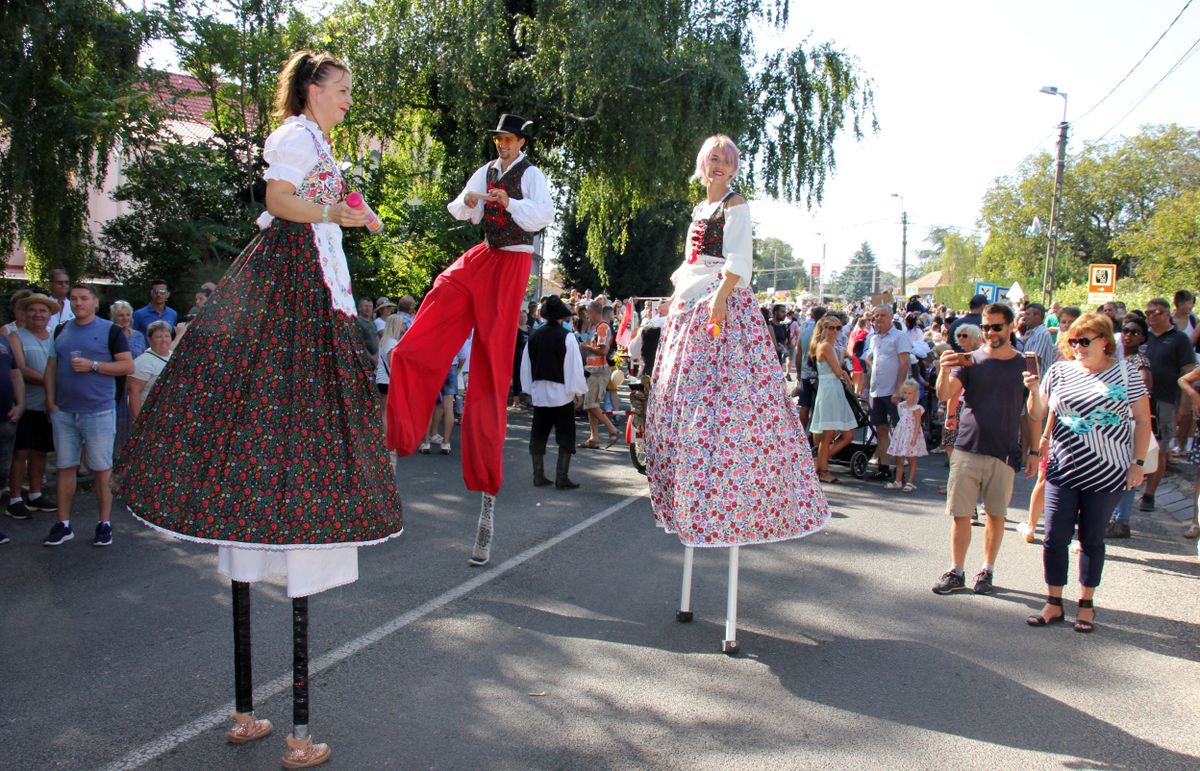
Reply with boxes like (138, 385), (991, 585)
(646, 287), (830, 547)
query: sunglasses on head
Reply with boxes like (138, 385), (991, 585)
(981, 323), (1007, 333)
(1068, 336), (1098, 348)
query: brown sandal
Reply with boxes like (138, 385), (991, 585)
(281, 735), (331, 768)
(580, 439), (600, 449)
(227, 712), (272, 744)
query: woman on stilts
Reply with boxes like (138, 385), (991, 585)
(116, 50), (403, 768)
(645, 135), (830, 654)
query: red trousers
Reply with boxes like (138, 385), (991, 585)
(386, 243), (531, 495)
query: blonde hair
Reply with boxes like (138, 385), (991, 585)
(901, 378), (920, 395)
(807, 316), (841, 364)
(110, 300), (133, 318)
(381, 313), (407, 346)
(273, 50), (350, 122)
(690, 135), (740, 184)
(1057, 312), (1117, 361)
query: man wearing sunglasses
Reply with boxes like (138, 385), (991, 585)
(1140, 298), (1196, 512)
(132, 279), (178, 336)
(934, 303), (1043, 595)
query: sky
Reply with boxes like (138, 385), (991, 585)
(748, 0), (1200, 286)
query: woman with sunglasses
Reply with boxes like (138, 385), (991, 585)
(1105, 314), (1154, 538)
(1029, 313), (1151, 633)
(808, 316), (857, 483)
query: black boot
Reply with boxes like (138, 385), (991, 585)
(532, 453), (551, 487)
(555, 452), (580, 489)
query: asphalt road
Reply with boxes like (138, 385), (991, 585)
(1, 409), (1198, 770)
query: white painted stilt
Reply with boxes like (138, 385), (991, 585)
(468, 493), (495, 567)
(676, 546), (695, 622)
(722, 546), (740, 655)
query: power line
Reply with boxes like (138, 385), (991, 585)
(1089, 33), (1200, 144)
(1074, 0), (1195, 124)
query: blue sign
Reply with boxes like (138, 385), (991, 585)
(973, 282), (1011, 304)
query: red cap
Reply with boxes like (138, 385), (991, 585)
(346, 192), (363, 208)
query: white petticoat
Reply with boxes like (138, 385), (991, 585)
(218, 545), (359, 598)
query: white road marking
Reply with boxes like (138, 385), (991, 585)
(100, 493), (645, 770)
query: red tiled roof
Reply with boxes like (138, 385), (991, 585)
(153, 72), (217, 124)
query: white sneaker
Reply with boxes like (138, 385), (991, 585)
(418, 441), (431, 454)
(440, 443), (452, 455)
(430, 434), (444, 445)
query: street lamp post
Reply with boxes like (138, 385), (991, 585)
(1040, 86), (1069, 305)
(890, 193), (907, 299)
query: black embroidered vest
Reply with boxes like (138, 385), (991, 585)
(483, 158), (534, 248)
(528, 322), (569, 384)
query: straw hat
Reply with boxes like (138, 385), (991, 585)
(374, 297), (397, 313)
(17, 293), (61, 314)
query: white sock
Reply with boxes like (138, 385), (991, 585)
(982, 562), (994, 573)
(28, 491), (41, 501)
(10, 497), (21, 505)
(951, 564), (964, 575)
(62, 519), (70, 528)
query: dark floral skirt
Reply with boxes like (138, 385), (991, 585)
(115, 220), (403, 548)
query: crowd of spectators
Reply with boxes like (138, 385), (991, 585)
(0, 271), (203, 547)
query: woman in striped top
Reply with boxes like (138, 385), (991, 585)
(1028, 313), (1152, 633)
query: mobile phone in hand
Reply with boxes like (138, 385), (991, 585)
(1023, 352), (1040, 378)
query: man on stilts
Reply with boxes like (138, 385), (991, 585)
(386, 113), (554, 566)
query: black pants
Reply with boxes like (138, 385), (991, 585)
(530, 403), (576, 455)
(1043, 482), (1124, 588)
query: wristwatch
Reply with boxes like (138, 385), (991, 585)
(1134, 458), (1146, 467)
(1027, 450), (1041, 457)
(91, 360), (100, 373)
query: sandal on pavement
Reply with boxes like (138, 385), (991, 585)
(902, 483), (916, 493)
(884, 481), (902, 490)
(227, 712), (272, 744)
(818, 474), (840, 484)
(605, 432), (621, 449)
(1026, 596), (1065, 627)
(1074, 599), (1097, 634)
(1184, 525), (1200, 539)
(1017, 522), (1036, 543)
(281, 735), (331, 768)
(580, 439), (600, 449)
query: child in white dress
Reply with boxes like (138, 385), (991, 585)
(886, 379), (928, 492)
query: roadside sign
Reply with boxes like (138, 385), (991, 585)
(974, 282), (1011, 304)
(810, 263), (821, 278)
(1087, 263), (1116, 307)
(1088, 264), (1116, 293)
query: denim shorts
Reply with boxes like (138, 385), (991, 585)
(50, 409), (116, 471)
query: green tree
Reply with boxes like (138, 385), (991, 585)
(831, 241), (881, 301)
(753, 237), (805, 291)
(0, 0), (160, 281)
(329, 0), (875, 279)
(976, 124), (1200, 292)
(1112, 188), (1200, 292)
(556, 199), (690, 297)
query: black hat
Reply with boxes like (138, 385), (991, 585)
(969, 293), (989, 309)
(539, 295), (572, 323)
(489, 113), (533, 138)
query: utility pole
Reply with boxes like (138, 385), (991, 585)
(900, 210), (908, 297)
(1039, 86), (1068, 305)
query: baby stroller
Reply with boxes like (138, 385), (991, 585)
(826, 382), (879, 479)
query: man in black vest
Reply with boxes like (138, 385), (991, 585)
(520, 296), (587, 489)
(387, 113), (554, 567)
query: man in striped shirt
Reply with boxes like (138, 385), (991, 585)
(1019, 303), (1056, 460)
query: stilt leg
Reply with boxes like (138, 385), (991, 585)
(676, 546), (694, 622)
(468, 493), (495, 567)
(722, 546), (740, 655)
(282, 596), (330, 768)
(227, 581), (272, 745)
(292, 597), (309, 736)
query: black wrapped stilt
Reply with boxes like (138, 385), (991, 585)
(232, 581), (253, 713)
(292, 597), (309, 734)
